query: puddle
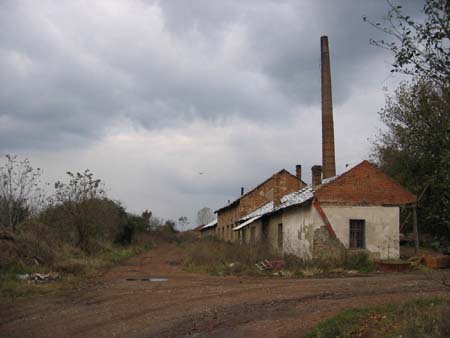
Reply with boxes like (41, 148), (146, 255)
(126, 277), (168, 282)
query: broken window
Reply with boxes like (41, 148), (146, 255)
(278, 223), (283, 249)
(349, 219), (365, 249)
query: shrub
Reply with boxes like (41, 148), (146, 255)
(343, 251), (374, 272)
(40, 198), (127, 253)
(0, 221), (60, 268)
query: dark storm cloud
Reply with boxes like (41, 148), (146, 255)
(0, 0), (424, 153)
(0, 0), (425, 222)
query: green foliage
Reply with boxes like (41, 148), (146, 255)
(49, 170), (128, 252)
(343, 251), (374, 273)
(41, 197), (127, 253)
(304, 307), (371, 338)
(372, 80), (450, 234)
(366, 0), (450, 87)
(304, 298), (450, 338)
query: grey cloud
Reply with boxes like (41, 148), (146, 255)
(0, 1), (425, 222)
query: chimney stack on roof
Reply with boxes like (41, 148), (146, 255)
(273, 173), (282, 207)
(241, 187), (245, 196)
(321, 36), (336, 179)
(296, 164), (302, 181)
(312, 165), (323, 188)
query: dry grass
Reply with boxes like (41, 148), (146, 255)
(184, 238), (374, 277)
(184, 238), (279, 275)
(304, 298), (450, 338)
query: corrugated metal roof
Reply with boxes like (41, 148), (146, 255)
(234, 186), (317, 229)
(235, 185), (315, 230)
(200, 219), (217, 230)
(233, 216), (261, 231)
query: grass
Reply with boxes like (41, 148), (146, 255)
(0, 242), (154, 299)
(304, 298), (450, 338)
(184, 238), (374, 277)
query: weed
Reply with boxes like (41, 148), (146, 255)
(303, 298), (450, 338)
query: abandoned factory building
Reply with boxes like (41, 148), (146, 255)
(200, 36), (417, 260)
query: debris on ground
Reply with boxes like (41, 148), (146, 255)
(255, 259), (286, 271)
(424, 255), (450, 269)
(408, 255), (424, 266)
(374, 261), (412, 273)
(16, 272), (60, 283)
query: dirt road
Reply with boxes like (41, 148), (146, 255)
(1, 244), (448, 338)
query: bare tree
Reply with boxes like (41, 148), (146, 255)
(0, 155), (46, 230)
(177, 216), (190, 230)
(141, 209), (152, 230)
(53, 169), (106, 250)
(196, 207), (214, 226)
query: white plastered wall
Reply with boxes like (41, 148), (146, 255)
(321, 205), (400, 259)
(281, 205), (324, 259)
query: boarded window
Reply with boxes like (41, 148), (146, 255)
(278, 223), (283, 249)
(349, 219), (365, 249)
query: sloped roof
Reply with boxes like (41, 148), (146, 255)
(215, 169), (305, 213)
(234, 185), (314, 230)
(199, 219), (217, 231)
(314, 160), (417, 205)
(233, 160), (416, 231)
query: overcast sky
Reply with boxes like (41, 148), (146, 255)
(0, 0), (423, 227)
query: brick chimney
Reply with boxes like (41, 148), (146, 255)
(295, 164), (302, 182)
(273, 173), (282, 207)
(321, 36), (336, 179)
(311, 165), (323, 188)
(241, 187), (244, 196)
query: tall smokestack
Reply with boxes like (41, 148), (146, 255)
(321, 36), (336, 179)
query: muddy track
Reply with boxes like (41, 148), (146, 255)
(156, 285), (445, 338)
(1, 244), (449, 338)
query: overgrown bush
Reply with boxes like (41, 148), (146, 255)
(343, 251), (374, 272)
(40, 197), (127, 253)
(0, 220), (62, 270)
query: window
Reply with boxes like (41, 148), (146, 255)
(277, 223), (283, 249)
(349, 219), (365, 249)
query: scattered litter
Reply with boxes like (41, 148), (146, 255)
(255, 259), (287, 271)
(126, 277), (168, 282)
(408, 255), (423, 266)
(16, 272), (60, 283)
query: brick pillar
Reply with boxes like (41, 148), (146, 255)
(296, 164), (302, 181)
(274, 173), (282, 207)
(312, 165), (322, 188)
(321, 36), (336, 179)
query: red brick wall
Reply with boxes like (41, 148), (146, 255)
(315, 161), (416, 205)
(239, 170), (303, 217)
(216, 170), (305, 240)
